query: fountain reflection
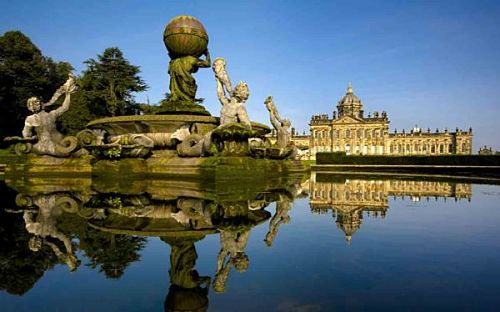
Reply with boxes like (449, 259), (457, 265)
(1, 173), (307, 309)
(309, 172), (472, 243)
(0, 172), (478, 309)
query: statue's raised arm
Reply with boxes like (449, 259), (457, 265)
(215, 77), (229, 107)
(196, 49), (211, 68)
(51, 74), (78, 117)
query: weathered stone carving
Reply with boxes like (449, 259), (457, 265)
(214, 58), (251, 129)
(212, 58), (232, 95)
(265, 96), (291, 148)
(168, 50), (211, 104)
(7, 74), (79, 157)
(161, 15), (211, 115)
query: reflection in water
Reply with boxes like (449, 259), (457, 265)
(1, 174), (306, 310)
(0, 172), (484, 310)
(162, 235), (210, 312)
(19, 193), (81, 271)
(309, 172), (472, 243)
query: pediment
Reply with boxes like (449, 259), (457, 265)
(333, 116), (364, 124)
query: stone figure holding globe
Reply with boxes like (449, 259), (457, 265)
(162, 16), (212, 115)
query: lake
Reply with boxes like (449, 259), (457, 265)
(0, 172), (499, 311)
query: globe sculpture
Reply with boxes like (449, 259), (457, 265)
(163, 16), (209, 58)
(160, 15), (211, 115)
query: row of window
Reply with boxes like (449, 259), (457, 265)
(313, 190), (384, 201)
(389, 142), (469, 154)
(313, 128), (385, 139)
(389, 143), (452, 154)
(314, 142), (469, 155)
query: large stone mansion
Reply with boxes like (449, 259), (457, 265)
(307, 84), (473, 159)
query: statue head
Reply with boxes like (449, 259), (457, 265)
(27, 97), (42, 113)
(232, 252), (249, 272)
(232, 81), (249, 102)
(28, 236), (42, 252)
(212, 58), (226, 73)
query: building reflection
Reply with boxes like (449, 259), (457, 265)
(309, 172), (472, 243)
(0, 172), (476, 309)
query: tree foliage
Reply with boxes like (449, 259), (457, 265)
(59, 47), (147, 134)
(0, 31), (72, 140)
(0, 32), (148, 137)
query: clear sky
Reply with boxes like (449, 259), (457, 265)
(1, 0), (499, 150)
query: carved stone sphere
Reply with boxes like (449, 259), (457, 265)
(163, 16), (208, 58)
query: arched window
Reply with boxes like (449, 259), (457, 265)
(345, 129), (350, 138)
(448, 144), (452, 153)
(356, 129), (361, 138)
(431, 145), (436, 153)
(414, 143), (418, 153)
(439, 144), (444, 153)
(365, 129), (369, 138)
(380, 130), (384, 138)
(372, 129), (376, 137)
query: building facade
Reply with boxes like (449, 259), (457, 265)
(309, 84), (473, 159)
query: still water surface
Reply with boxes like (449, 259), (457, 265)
(0, 173), (499, 311)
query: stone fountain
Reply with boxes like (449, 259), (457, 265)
(4, 15), (304, 177)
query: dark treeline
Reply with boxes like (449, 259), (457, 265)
(0, 31), (150, 140)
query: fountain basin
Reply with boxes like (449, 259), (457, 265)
(86, 114), (271, 148)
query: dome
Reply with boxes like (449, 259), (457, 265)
(336, 83), (364, 118)
(338, 83), (362, 106)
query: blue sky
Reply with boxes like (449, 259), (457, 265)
(1, 0), (499, 150)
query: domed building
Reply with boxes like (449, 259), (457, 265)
(309, 83), (473, 159)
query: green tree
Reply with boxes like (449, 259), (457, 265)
(59, 47), (147, 134)
(0, 31), (72, 140)
(81, 47), (146, 116)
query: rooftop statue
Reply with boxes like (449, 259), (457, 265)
(5, 74), (79, 157)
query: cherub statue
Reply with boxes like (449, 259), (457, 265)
(213, 57), (251, 129)
(264, 96), (291, 148)
(212, 58), (232, 95)
(21, 74), (78, 156)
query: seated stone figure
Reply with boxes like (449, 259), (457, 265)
(22, 74), (78, 157)
(213, 57), (251, 129)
